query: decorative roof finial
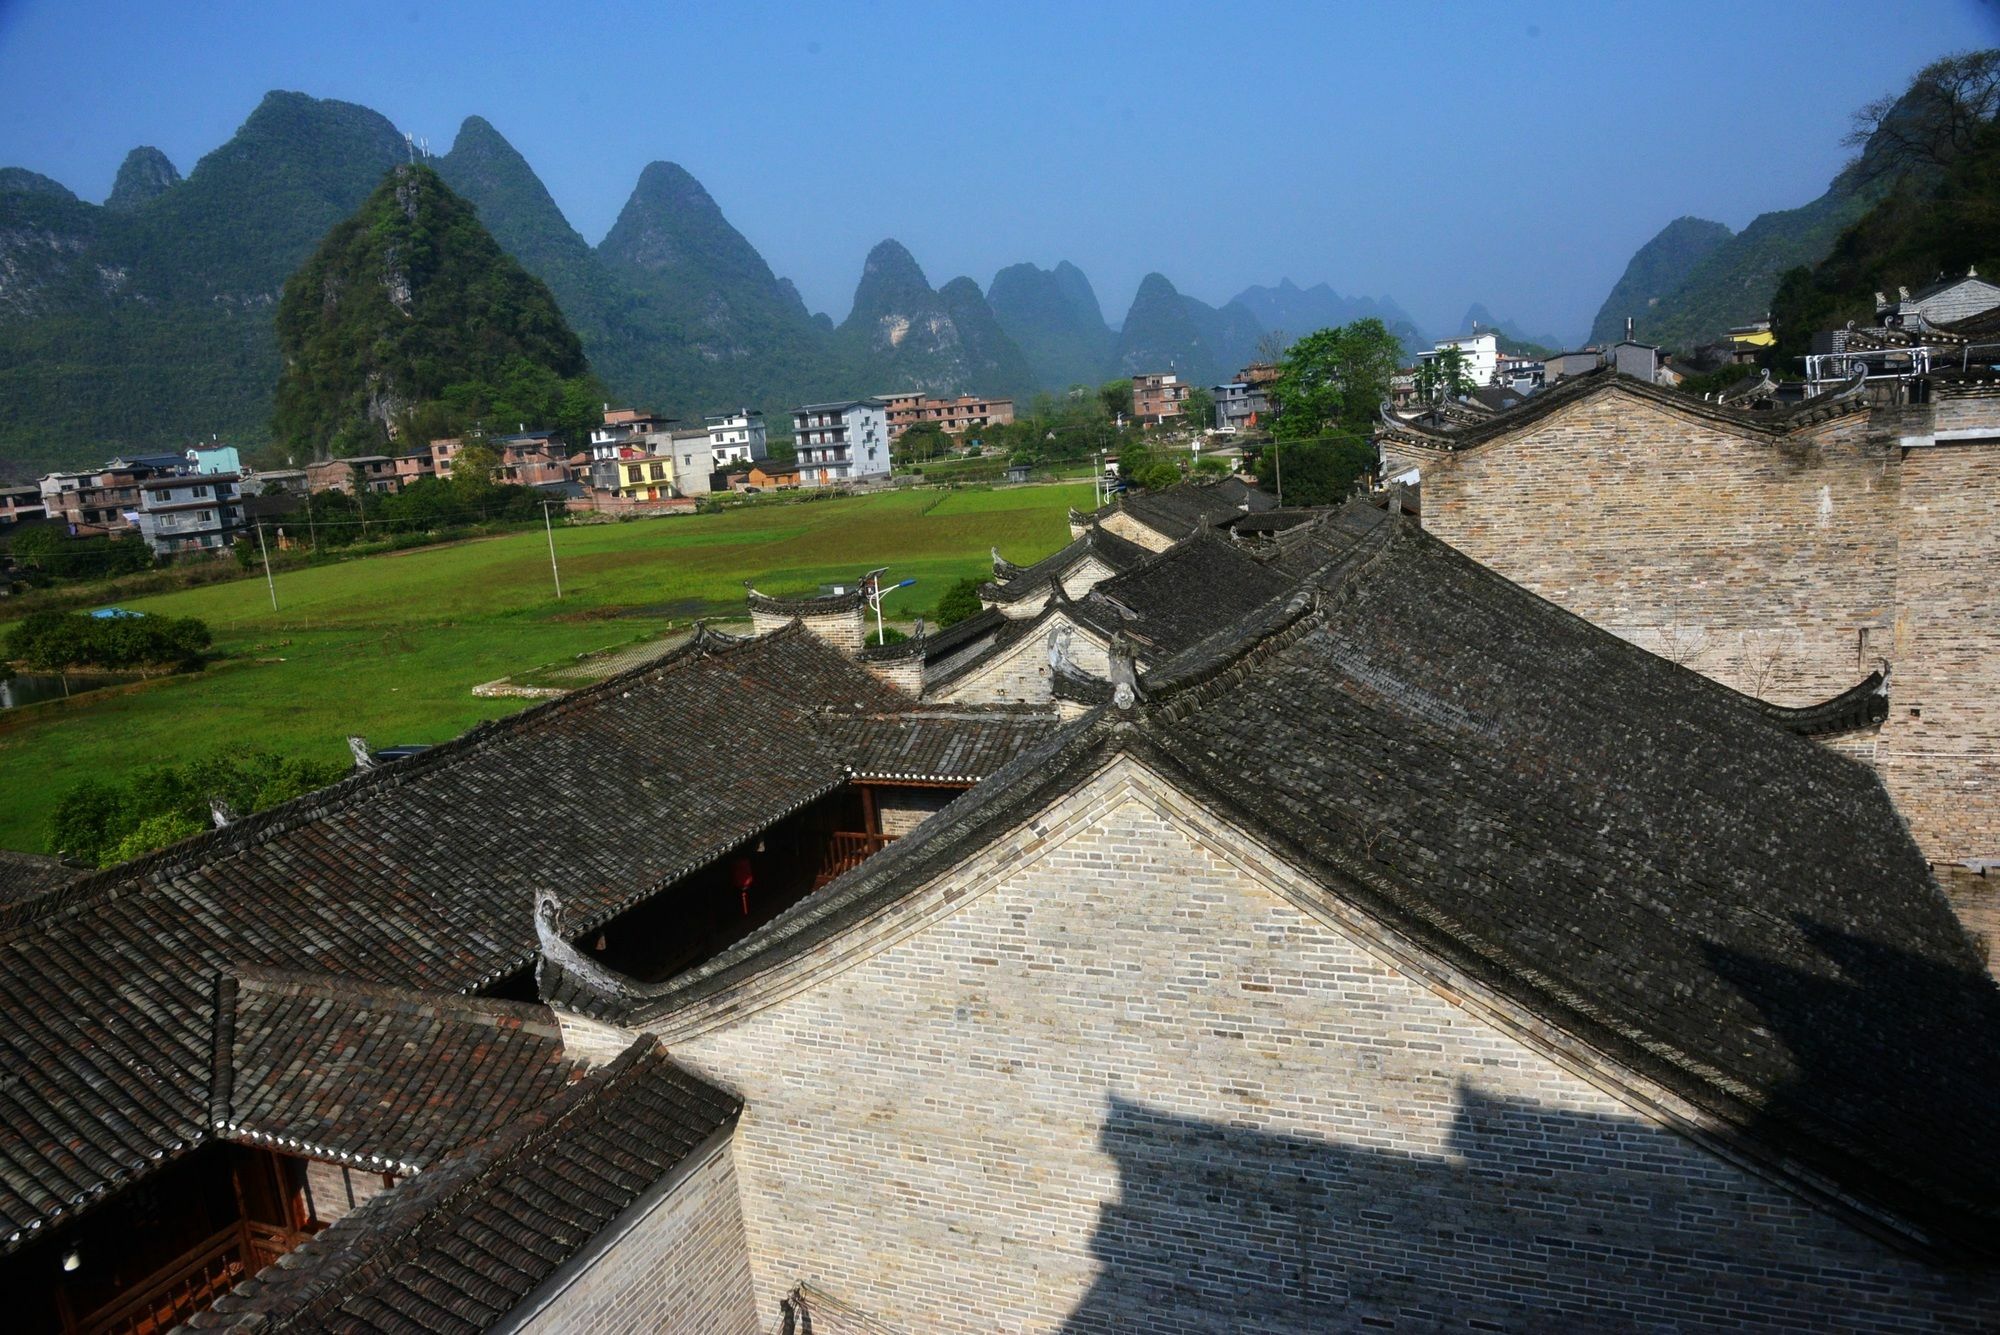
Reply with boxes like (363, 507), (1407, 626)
(347, 736), (375, 770)
(1107, 634), (1142, 711)
(209, 798), (236, 829)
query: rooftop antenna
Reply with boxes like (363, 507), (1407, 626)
(405, 132), (415, 164)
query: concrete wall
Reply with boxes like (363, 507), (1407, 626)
(663, 758), (1996, 1332)
(514, 1135), (759, 1335)
(1409, 389), (1895, 708)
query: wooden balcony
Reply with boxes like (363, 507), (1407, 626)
(64, 1219), (311, 1335)
(814, 830), (895, 888)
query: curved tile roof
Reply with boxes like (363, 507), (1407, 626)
(558, 505), (1998, 1259)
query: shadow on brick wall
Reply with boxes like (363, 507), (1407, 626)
(1060, 923), (2000, 1331)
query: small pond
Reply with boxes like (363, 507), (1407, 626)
(0, 672), (143, 709)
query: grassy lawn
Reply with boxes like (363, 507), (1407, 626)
(0, 482), (1091, 853)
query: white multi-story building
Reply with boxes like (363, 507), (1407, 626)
(705, 410), (767, 467)
(1417, 331), (1500, 387)
(791, 400), (890, 487)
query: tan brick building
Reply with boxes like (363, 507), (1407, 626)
(1380, 367), (2000, 879)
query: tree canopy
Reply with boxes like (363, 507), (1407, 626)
(1269, 319), (1403, 439)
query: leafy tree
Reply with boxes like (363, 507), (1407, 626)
(896, 422), (952, 465)
(7, 525), (60, 570)
(935, 576), (984, 627)
(1270, 320), (1403, 439)
(1192, 456), (1232, 479)
(1181, 386), (1216, 431)
(5, 611), (211, 670)
(1119, 441), (1183, 491)
(1846, 49), (2000, 184)
(44, 750), (352, 865)
(1098, 379), (1134, 421)
(452, 441), (500, 487)
(1251, 433), (1375, 506)
(1414, 346), (1475, 406)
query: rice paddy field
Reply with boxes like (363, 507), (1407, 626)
(0, 483), (1093, 853)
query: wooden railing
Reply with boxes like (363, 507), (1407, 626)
(815, 831), (896, 887)
(74, 1219), (311, 1335)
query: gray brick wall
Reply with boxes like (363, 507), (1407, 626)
(516, 1136), (760, 1334)
(663, 757), (2000, 1332)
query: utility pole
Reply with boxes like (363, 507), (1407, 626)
(542, 501), (563, 600)
(256, 521), (278, 612)
(1274, 439), (1283, 507)
(305, 496), (318, 554)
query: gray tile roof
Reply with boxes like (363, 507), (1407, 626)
(553, 503), (1998, 1259)
(190, 1039), (737, 1332)
(0, 624), (916, 1251)
(210, 969), (585, 1176)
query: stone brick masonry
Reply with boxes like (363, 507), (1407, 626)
(1396, 381), (1997, 890)
(1403, 389), (1894, 709)
(516, 1136), (759, 1334)
(657, 758), (1998, 1331)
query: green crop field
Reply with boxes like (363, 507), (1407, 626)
(0, 483), (1093, 853)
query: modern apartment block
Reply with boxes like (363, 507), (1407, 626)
(1131, 372), (1188, 423)
(38, 456), (181, 536)
(792, 399), (891, 486)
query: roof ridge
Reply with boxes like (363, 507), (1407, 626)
(0, 624), (749, 940)
(1378, 365), (1869, 453)
(223, 964), (562, 1024)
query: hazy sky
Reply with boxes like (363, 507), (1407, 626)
(2, 0), (1997, 341)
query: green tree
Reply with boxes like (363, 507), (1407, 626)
(1098, 379), (1134, 421)
(7, 525), (59, 571)
(1180, 386), (1216, 432)
(1251, 433), (1376, 506)
(935, 576), (985, 627)
(452, 440), (500, 488)
(1270, 320), (1404, 439)
(1119, 441), (1183, 491)
(1413, 346), (1474, 406)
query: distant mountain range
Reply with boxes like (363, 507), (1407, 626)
(0, 90), (1454, 474)
(1587, 75), (1950, 351)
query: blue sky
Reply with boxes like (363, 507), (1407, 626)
(2, 0), (1996, 341)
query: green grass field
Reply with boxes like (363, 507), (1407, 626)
(0, 483), (1092, 853)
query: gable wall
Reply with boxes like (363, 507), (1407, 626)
(665, 760), (1995, 1332)
(1877, 438), (2000, 869)
(515, 1135), (759, 1334)
(1100, 510), (1175, 552)
(930, 617), (1110, 705)
(1414, 391), (1895, 706)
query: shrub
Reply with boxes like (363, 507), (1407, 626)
(935, 576), (985, 628)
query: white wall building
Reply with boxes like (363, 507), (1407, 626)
(705, 410), (767, 467)
(792, 400), (890, 487)
(1418, 331), (1501, 387)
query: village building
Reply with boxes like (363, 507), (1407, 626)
(615, 453), (676, 502)
(743, 459), (800, 490)
(791, 399), (890, 486)
(704, 410), (767, 465)
(133, 470), (244, 556)
(662, 427), (713, 497)
(1376, 363), (2000, 953)
(304, 455), (399, 495)
(0, 483), (47, 528)
(1, 494), (1994, 1329)
(1067, 475), (1281, 551)
(1130, 371), (1187, 423)
(1418, 330), (1500, 386)
(37, 458), (174, 537)
(883, 394), (1015, 438)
